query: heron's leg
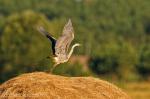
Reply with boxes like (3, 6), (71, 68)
(50, 63), (58, 73)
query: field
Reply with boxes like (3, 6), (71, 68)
(119, 82), (150, 99)
(0, 72), (130, 99)
(0, 73), (149, 99)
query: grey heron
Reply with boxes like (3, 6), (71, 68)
(37, 19), (80, 72)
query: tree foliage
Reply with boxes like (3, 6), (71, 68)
(0, 0), (150, 82)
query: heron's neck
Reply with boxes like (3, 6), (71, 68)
(67, 44), (80, 59)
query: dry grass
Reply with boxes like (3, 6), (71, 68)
(0, 72), (130, 99)
(120, 82), (150, 99)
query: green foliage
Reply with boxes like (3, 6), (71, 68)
(137, 43), (150, 78)
(89, 40), (139, 80)
(0, 10), (54, 82)
(53, 62), (91, 77)
(0, 0), (150, 82)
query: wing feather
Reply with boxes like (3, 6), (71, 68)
(37, 26), (56, 55)
(55, 19), (74, 56)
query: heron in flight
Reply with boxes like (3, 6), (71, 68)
(37, 19), (80, 72)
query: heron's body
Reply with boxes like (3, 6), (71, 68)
(37, 19), (80, 71)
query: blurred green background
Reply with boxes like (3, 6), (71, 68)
(0, 0), (150, 98)
(0, 0), (150, 82)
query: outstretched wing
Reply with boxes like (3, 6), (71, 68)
(55, 19), (74, 56)
(37, 26), (56, 55)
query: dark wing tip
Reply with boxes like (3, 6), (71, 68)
(37, 26), (56, 56)
(37, 26), (48, 36)
(37, 26), (56, 40)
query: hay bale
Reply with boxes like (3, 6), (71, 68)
(0, 72), (130, 99)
